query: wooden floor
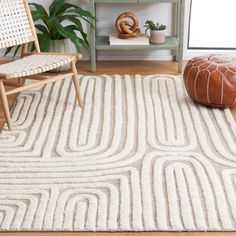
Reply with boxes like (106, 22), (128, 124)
(77, 60), (181, 75)
(0, 61), (235, 236)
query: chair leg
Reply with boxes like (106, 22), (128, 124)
(71, 61), (84, 108)
(0, 80), (13, 131)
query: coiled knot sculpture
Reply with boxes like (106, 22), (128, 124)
(115, 12), (141, 39)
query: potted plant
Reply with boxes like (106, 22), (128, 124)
(144, 20), (167, 44)
(5, 0), (95, 70)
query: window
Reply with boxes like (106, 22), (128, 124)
(188, 0), (236, 50)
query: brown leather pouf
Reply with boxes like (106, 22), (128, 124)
(183, 54), (236, 108)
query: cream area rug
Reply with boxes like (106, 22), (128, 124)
(0, 75), (236, 231)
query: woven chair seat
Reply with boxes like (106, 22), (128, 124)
(0, 54), (74, 79)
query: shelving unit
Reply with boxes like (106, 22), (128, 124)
(90, 0), (185, 72)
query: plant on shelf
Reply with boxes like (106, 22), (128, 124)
(5, 0), (96, 58)
(144, 20), (167, 44)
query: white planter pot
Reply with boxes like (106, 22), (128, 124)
(150, 30), (166, 44)
(48, 39), (77, 72)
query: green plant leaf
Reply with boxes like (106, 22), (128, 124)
(13, 45), (21, 58)
(37, 34), (51, 52)
(67, 7), (96, 20)
(31, 10), (47, 21)
(78, 38), (89, 50)
(56, 3), (76, 16)
(65, 25), (89, 49)
(4, 45), (21, 58)
(144, 19), (166, 31)
(63, 3), (95, 18)
(62, 26), (84, 51)
(49, 0), (66, 17)
(29, 3), (49, 19)
(35, 24), (49, 34)
(31, 43), (36, 52)
(81, 16), (95, 28)
(64, 15), (95, 29)
(64, 17), (85, 32)
(47, 17), (67, 39)
(4, 46), (14, 56)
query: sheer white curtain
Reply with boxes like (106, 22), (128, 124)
(188, 0), (236, 49)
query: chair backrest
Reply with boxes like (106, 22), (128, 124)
(0, 0), (37, 49)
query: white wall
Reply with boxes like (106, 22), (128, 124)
(183, 0), (236, 60)
(0, 0), (177, 60)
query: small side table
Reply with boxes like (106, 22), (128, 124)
(90, 0), (185, 73)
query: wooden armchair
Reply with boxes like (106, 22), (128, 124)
(0, 0), (84, 131)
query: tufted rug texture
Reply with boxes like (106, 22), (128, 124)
(0, 75), (236, 231)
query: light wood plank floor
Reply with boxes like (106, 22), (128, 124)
(0, 61), (235, 236)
